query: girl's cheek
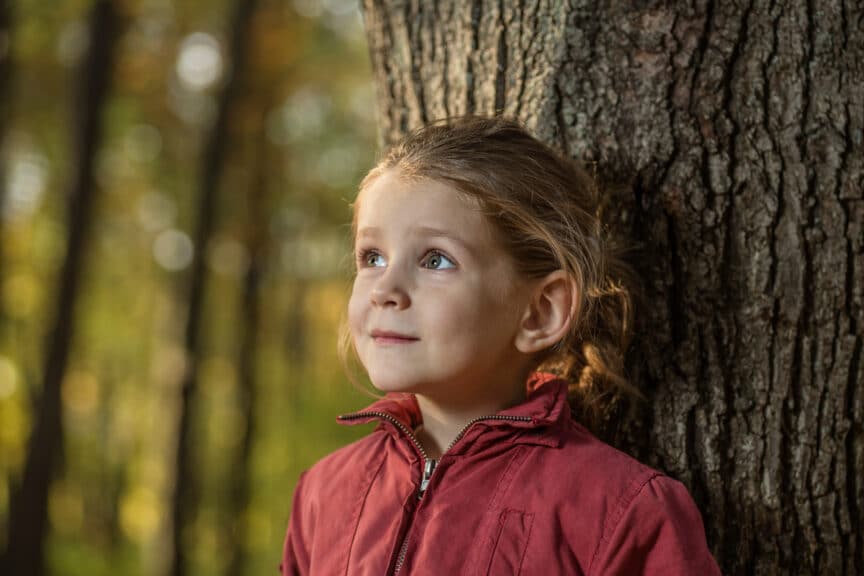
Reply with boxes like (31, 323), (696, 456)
(347, 288), (366, 332)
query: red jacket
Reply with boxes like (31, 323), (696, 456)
(281, 376), (722, 575)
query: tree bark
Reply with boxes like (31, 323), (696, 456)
(2, 2), (117, 574)
(361, 1), (863, 574)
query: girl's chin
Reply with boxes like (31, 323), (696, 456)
(367, 373), (440, 395)
(370, 379), (424, 394)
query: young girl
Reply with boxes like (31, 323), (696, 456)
(280, 117), (721, 575)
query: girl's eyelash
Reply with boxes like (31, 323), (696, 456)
(421, 249), (457, 269)
(355, 248), (380, 266)
(354, 248), (457, 268)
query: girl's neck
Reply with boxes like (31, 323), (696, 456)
(413, 381), (528, 460)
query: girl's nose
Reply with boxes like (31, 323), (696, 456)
(370, 268), (410, 309)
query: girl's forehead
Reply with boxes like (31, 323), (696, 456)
(353, 170), (496, 243)
(356, 171), (477, 216)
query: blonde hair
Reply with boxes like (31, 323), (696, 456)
(347, 116), (641, 429)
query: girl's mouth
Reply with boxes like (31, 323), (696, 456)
(371, 329), (420, 344)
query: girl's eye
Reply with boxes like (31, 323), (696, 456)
(358, 250), (386, 268)
(421, 250), (456, 270)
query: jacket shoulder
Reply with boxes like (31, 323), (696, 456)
(296, 429), (388, 502)
(585, 456), (721, 574)
(302, 430), (387, 489)
(546, 420), (719, 574)
(537, 419), (671, 535)
(554, 419), (661, 488)
(283, 430), (392, 575)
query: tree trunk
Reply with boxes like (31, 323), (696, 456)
(2, 2), (117, 574)
(0, 0), (12, 204)
(0, 1), (13, 337)
(225, 95), (272, 576)
(167, 1), (258, 575)
(361, 1), (863, 574)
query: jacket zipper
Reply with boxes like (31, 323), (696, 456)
(337, 410), (430, 464)
(338, 410), (532, 575)
(419, 458), (437, 494)
(440, 414), (533, 455)
(337, 411), (430, 575)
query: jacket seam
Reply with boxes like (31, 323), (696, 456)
(482, 509), (535, 575)
(586, 470), (662, 576)
(484, 510), (511, 574)
(515, 511), (535, 575)
(466, 446), (531, 573)
(487, 445), (530, 511)
(342, 451), (387, 575)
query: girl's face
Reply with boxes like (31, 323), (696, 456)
(348, 169), (534, 407)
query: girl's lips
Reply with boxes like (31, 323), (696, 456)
(371, 330), (419, 343)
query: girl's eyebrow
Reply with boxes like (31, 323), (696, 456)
(413, 226), (475, 255)
(356, 225), (475, 254)
(356, 227), (380, 239)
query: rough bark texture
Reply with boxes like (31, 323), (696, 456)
(361, 1), (864, 574)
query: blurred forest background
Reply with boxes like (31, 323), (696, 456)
(0, 0), (377, 574)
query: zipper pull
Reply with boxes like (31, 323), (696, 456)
(418, 459), (437, 498)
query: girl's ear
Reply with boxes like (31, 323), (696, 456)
(514, 270), (576, 354)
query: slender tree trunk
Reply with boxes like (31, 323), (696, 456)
(2, 2), (116, 574)
(167, 1), (258, 575)
(361, 1), (864, 574)
(225, 98), (271, 576)
(0, 1), (14, 331)
(0, 0), (12, 185)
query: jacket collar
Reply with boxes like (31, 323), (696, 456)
(336, 373), (570, 449)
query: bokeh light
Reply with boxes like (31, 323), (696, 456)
(176, 32), (223, 92)
(153, 229), (194, 271)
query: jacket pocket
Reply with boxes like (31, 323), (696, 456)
(481, 508), (534, 575)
